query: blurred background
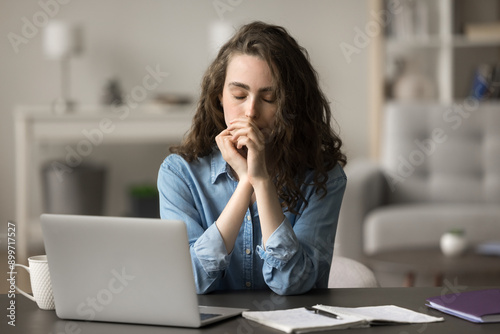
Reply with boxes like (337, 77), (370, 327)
(1, 0), (499, 292)
(1, 1), (371, 254)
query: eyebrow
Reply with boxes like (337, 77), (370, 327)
(228, 81), (274, 92)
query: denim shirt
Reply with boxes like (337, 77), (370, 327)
(157, 149), (346, 295)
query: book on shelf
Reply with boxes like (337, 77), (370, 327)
(384, 0), (429, 40)
(465, 22), (500, 41)
(469, 63), (500, 100)
(426, 289), (500, 323)
(242, 304), (443, 333)
(490, 63), (500, 99)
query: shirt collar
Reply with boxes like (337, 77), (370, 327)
(210, 148), (232, 184)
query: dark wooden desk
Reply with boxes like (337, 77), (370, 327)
(2, 287), (499, 333)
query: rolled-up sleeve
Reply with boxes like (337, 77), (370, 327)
(257, 166), (347, 295)
(193, 222), (231, 275)
(157, 156), (230, 294)
(256, 218), (299, 271)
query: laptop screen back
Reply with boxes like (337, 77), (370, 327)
(41, 214), (202, 327)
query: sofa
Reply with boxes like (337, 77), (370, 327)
(334, 101), (500, 262)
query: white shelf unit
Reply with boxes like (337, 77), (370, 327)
(384, 0), (500, 103)
(14, 105), (194, 260)
(369, 0), (500, 157)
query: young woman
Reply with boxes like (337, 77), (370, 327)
(158, 21), (347, 295)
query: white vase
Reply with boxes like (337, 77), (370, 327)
(392, 58), (436, 101)
(440, 232), (467, 257)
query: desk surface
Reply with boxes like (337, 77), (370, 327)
(2, 287), (499, 333)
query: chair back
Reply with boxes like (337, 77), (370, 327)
(328, 256), (378, 288)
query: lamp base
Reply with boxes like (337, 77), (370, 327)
(52, 98), (75, 114)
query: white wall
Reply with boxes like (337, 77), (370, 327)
(0, 0), (370, 234)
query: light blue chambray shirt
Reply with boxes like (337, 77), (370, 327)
(157, 148), (346, 295)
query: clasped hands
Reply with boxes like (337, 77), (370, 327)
(215, 117), (271, 185)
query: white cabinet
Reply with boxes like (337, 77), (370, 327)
(15, 105), (194, 259)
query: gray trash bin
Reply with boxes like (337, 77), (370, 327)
(42, 163), (107, 215)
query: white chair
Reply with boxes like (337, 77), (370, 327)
(328, 256), (379, 288)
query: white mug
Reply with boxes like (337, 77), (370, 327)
(14, 255), (55, 310)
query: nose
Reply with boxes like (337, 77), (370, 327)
(245, 98), (258, 119)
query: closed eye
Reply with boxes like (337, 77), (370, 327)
(233, 95), (246, 100)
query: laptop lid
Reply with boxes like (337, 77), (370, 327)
(40, 214), (245, 327)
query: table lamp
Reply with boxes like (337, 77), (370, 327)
(43, 21), (83, 114)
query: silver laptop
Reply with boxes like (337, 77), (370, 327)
(40, 214), (247, 327)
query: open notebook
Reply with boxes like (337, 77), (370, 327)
(242, 304), (443, 333)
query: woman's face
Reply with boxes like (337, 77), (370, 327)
(220, 54), (278, 132)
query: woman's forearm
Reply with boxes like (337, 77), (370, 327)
(215, 178), (254, 253)
(253, 178), (285, 247)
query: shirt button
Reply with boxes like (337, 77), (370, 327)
(246, 282), (251, 287)
(246, 215), (251, 221)
(245, 248), (251, 255)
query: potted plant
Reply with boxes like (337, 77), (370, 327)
(129, 184), (160, 218)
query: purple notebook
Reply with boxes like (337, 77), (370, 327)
(426, 289), (500, 323)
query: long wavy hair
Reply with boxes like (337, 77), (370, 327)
(171, 21), (346, 213)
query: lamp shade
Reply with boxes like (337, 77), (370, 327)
(43, 21), (82, 59)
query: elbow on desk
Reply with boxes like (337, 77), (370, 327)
(263, 258), (321, 295)
(267, 283), (315, 296)
(195, 282), (219, 295)
(265, 273), (317, 296)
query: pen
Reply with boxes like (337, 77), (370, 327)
(305, 306), (342, 320)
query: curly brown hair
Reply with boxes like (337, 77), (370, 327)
(171, 21), (346, 213)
